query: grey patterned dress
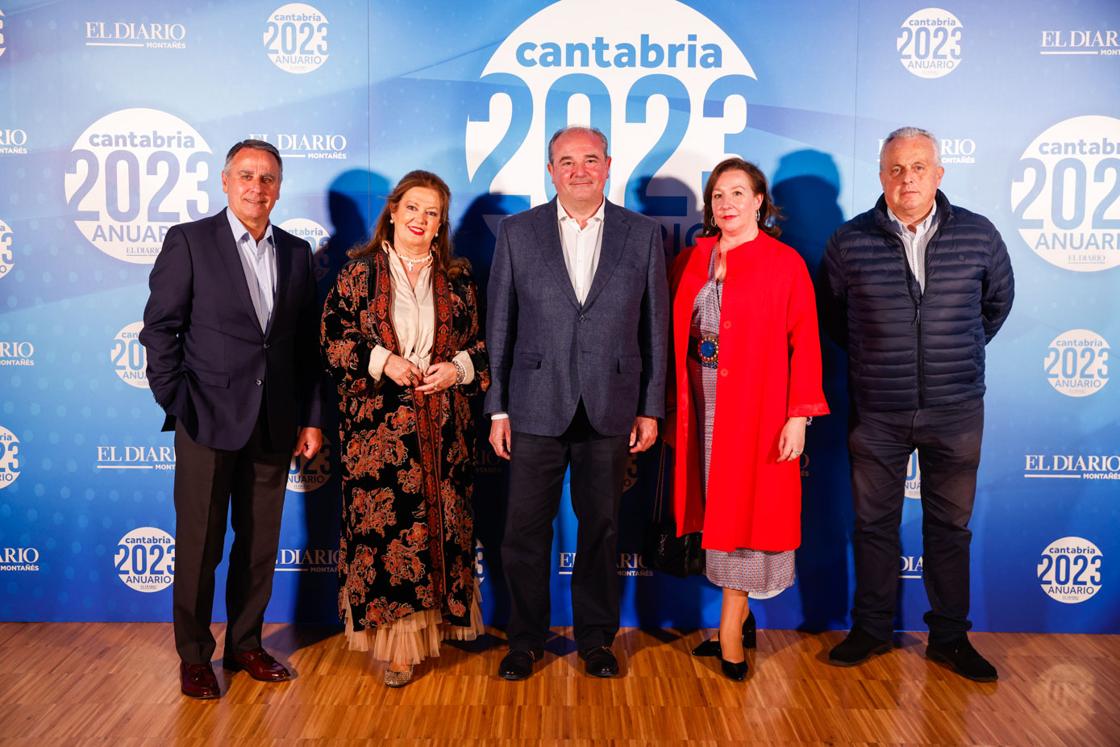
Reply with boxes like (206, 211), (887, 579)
(688, 250), (795, 594)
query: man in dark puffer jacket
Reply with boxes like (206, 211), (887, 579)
(818, 127), (1014, 682)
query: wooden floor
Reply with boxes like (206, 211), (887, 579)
(0, 623), (1117, 745)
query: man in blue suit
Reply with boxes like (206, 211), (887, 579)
(140, 140), (324, 699)
(486, 126), (669, 680)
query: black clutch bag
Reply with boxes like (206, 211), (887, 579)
(642, 443), (706, 577)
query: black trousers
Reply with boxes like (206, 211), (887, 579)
(848, 399), (984, 645)
(502, 402), (630, 656)
(172, 414), (291, 665)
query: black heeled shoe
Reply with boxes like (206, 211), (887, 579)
(691, 611), (757, 657)
(719, 656), (748, 681)
(742, 609), (757, 649)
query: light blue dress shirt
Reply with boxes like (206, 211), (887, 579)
(887, 204), (937, 292)
(226, 208), (278, 332)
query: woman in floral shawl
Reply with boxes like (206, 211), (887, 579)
(321, 170), (488, 687)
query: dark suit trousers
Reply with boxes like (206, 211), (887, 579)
(848, 399), (984, 645)
(172, 414), (291, 664)
(502, 402), (630, 656)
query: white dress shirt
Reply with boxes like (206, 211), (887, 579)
(557, 197), (606, 305)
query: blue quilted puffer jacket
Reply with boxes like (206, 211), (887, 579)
(818, 190), (1015, 412)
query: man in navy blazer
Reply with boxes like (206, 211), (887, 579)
(486, 126), (669, 680)
(140, 140), (324, 699)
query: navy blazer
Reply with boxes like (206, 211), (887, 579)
(485, 199), (669, 437)
(140, 208), (324, 451)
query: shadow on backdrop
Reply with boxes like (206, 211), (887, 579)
(452, 191), (531, 631)
(284, 170), (388, 635)
(314, 169), (389, 301)
(627, 175), (712, 633)
(772, 149), (852, 633)
(632, 174), (704, 264)
(452, 191), (532, 300)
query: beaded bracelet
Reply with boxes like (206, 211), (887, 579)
(452, 359), (466, 385)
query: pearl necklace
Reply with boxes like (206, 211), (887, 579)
(399, 252), (432, 272)
(384, 241), (433, 272)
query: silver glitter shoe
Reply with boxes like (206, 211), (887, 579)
(383, 665), (415, 688)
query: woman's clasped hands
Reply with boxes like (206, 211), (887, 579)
(384, 353), (457, 393)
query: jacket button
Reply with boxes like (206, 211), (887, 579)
(263, 342), (270, 349)
(719, 369), (729, 377)
(255, 379), (263, 386)
(723, 321), (732, 329)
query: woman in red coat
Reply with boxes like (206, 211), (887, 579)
(668, 158), (829, 680)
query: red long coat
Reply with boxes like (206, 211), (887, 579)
(668, 233), (829, 552)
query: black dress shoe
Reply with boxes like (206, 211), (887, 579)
(828, 628), (891, 667)
(691, 611), (757, 657)
(580, 646), (619, 678)
(180, 662), (220, 699)
(719, 657), (748, 681)
(926, 637), (998, 682)
(498, 649), (539, 681)
(222, 648), (292, 682)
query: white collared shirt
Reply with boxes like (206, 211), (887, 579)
(887, 203), (937, 292)
(226, 209), (277, 332)
(557, 198), (606, 305)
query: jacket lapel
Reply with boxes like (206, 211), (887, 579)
(370, 250), (399, 354)
(431, 265), (452, 359)
(582, 200), (628, 310)
(214, 208), (264, 337)
(533, 199), (580, 310)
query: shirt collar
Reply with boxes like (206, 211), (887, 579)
(226, 207), (274, 248)
(557, 197), (606, 227)
(887, 203), (937, 235)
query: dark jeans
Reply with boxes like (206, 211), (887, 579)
(172, 415), (291, 665)
(848, 399), (984, 645)
(501, 402), (630, 656)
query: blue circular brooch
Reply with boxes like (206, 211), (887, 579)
(697, 335), (719, 368)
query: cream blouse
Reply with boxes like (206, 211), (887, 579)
(366, 244), (475, 384)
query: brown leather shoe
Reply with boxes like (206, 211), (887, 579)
(222, 648), (292, 682)
(180, 662), (221, 699)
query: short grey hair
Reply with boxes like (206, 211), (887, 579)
(223, 139), (283, 179)
(548, 126), (609, 163)
(880, 126), (940, 168)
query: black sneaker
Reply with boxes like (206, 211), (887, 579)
(926, 637), (998, 682)
(828, 628), (891, 667)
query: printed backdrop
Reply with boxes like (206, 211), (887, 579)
(0, 1), (1117, 634)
